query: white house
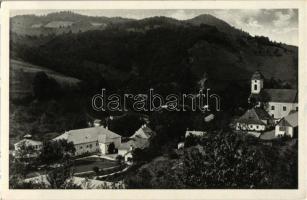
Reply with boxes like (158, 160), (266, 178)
(130, 124), (156, 140)
(118, 124), (155, 162)
(248, 71), (298, 120)
(185, 130), (206, 138)
(14, 139), (43, 151)
(53, 126), (121, 156)
(236, 107), (273, 135)
(275, 111), (298, 138)
(14, 138), (43, 158)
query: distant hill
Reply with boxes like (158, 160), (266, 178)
(10, 11), (134, 36)
(10, 11), (298, 92)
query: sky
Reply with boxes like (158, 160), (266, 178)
(11, 9), (298, 46)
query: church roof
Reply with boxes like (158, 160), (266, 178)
(237, 107), (272, 125)
(278, 111), (298, 127)
(251, 71), (264, 80)
(263, 89), (297, 103)
(53, 126), (121, 145)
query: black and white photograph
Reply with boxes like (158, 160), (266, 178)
(3, 4), (303, 192)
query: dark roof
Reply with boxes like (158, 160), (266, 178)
(130, 125), (156, 140)
(251, 71), (264, 80)
(118, 137), (149, 150)
(263, 89), (297, 103)
(260, 130), (275, 140)
(237, 108), (272, 125)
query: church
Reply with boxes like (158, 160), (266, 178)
(248, 71), (298, 120)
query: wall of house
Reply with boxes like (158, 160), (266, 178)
(266, 102), (298, 119)
(118, 149), (129, 157)
(110, 137), (121, 149)
(124, 152), (133, 162)
(74, 141), (99, 156)
(275, 125), (293, 137)
(99, 143), (107, 155)
(236, 123), (265, 132)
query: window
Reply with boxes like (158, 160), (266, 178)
(90, 144), (92, 148)
(256, 125), (259, 129)
(272, 114), (274, 118)
(283, 106), (287, 111)
(296, 107), (298, 111)
(271, 105), (275, 110)
(86, 145), (89, 148)
(80, 146), (83, 149)
(254, 84), (257, 91)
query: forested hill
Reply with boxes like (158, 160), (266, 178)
(11, 11), (298, 94)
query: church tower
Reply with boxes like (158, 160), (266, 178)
(251, 70), (264, 94)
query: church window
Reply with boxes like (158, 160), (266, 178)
(254, 84), (257, 90)
(283, 106), (287, 111)
(271, 105), (275, 110)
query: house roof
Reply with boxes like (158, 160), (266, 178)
(263, 89), (298, 103)
(15, 139), (42, 147)
(278, 111), (298, 127)
(130, 125), (155, 140)
(237, 108), (272, 125)
(251, 71), (264, 80)
(53, 126), (121, 145)
(118, 137), (149, 150)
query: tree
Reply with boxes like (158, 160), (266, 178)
(11, 141), (39, 177)
(32, 72), (61, 100)
(46, 161), (80, 189)
(108, 142), (116, 154)
(116, 155), (124, 165)
(39, 139), (75, 165)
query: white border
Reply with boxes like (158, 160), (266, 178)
(1, 1), (306, 200)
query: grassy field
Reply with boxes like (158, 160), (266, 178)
(74, 157), (118, 174)
(10, 59), (81, 100)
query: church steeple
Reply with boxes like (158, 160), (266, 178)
(251, 70), (264, 94)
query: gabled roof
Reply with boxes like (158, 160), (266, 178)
(130, 125), (155, 140)
(15, 139), (42, 147)
(237, 108), (272, 125)
(251, 71), (264, 80)
(118, 137), (149, 150)
(278, 111), (298, 127)
(263, 89), (297, 103)
(53, 126), (121, 145)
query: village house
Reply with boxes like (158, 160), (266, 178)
(236, 107), (274, 136)
(177, 129), (207, 149)
(53, 126), (121, 156)
(248, 70), (298, 120)
(275, 111), (298, 138)
(14, 135), (43, 158)
(118, 124), (155, 162)
(185, 130), (207, 138)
